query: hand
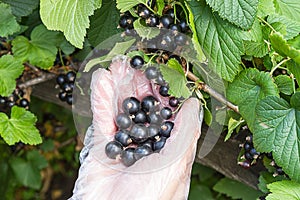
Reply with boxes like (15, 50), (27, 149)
(70, 56), (203, 200)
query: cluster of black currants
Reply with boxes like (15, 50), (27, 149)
(56, 71), (76, 105)
(238, 135), (261, 169)
(264, 152), (286, 177)
(0, 88), (29, 112)
(105, 95), (175, 167)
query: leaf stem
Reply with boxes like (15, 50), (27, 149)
(270, 58), (291, 76)
(257, 16), (276, 33)
(186, 71), (239, 113)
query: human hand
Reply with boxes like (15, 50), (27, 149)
(70, 56), (203, 200)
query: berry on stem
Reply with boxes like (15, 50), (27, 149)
(116, 113), (132, 129)
(105, 141), (123, 159)
(130, 55), (144, 69)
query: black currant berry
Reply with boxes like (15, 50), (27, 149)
(155, 73), (166, 86)
(159, 85), (169, 97)
(119, 14), (134, 29)
(6, 101), (15, 108)
(58, 91), (68, 101)
(249, 148), (260, 156)
(66, 94), (73, 105)
(159, 34), (175, 50)
(169, 24), (181, 33)
(147, 0), (156, 8)
(124, 28), (137, 37)
(160, 107), (172, 120)
(61, 83), (73, 93)
(146, 14), (159, 27)
(165, 9), (175, 18)
(130, 55), (144, 69)
(243, 142), (252, 152)
(66, 71), (76, 83)
(142, 140), (154, 150)
(147, 124), (160, 138)
(145, 66), (159, 80)
(174, 35), (186, 46)
(276, 167), (284, 175)
(0, 96), (6, 104)
(130, 124), (149, 143)
(116, 113), (132, 129)
(265, 152), (273, 159)
(159, 15), (174, 29)
(56, 74), (66, 86)
(122, 97), (140, 114)
(153, 137), (167, 151)
(115, 130), (132, 147)
(19, 98), (29, 108)
(160, 121), (174, 138)
(179, 21), (188, 33)
(105, 141), (123, 159)
(141, 96), (159, 112)
(245, 152), (253, 161)
(138, 5), (151, 19)
(134, 146), (153, 160)
(169, 97), (179, 107)
(133, 110), (148, 124)
(121, 148), (136, 167)
(147, 112), (163, 124)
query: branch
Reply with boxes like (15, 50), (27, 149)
(18, 73), (56, 89)
(187, 71), (239, 113)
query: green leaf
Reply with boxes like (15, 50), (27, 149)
(253, 93), (300, 182)
(225, 118), (244, 141)
(40, 0), (102, 48)
(0, 107), (42, 145)
(258, 172), (287, 194)
(0, 3), (20, 37)
(287, 60), (300, 85)
(257, 0), (275, 17)
(1, 0), (39, 18)
(133, 18), (160, 40)
(213, 177), (263, 200)
(243, 20), (269, 57)
(159, 59), (191, 98)
(26, 150), (48, 170)
(9, 157), (41, 189)
(268, 14), (300, 40)
(12, 24), (58, 69)
(84, 39), (136, 72)
(189, 185), (214, 200)
(88, 0), (120, 47)
(266, 180), (300, 200)
(156, 0), (164, 16)
(227, 68), (279, 130)
(187, 0), (244, 82)
(270, 32), (300, 64)
(205, 0), (258, 30)
(116, 0), (144, 12)
(274, 75), (294, 95)
(274, 0), (300, 22)
(0, 55), (24, 97)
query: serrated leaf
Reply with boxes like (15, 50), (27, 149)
(40, 0), (102, 48)
(116, 0), (144, 12)
(270, 32), (300, 64)
(227, 68), (279, 130)
(88, 0), (120, 47)
(26, 150), (48, 170)
(274, 0), (300, 22)
(189, 185), (214, 200)
(12, 24), (59, 69)
(258, 171), (287, 193)
(159, 60), (191, 98)
(257, 0), (275, 17)
(84, 39), (136, 72)
(268, 14), (300, 40)
(225, 118), (244, 141)
(156, 0), (164, 16)
(133, 18), (160, 40)
(0, 107), (42, 145)
(274, 75), (294, 95)
(213, 177), (263, 200)
(1, 0), (39, 18)
(266, 180), (300, 200)
(253, 93), (300, 182)
(9, 157), (41, 189)
(206, 0), (258, 30)
(0, 3), (20, 37)
(287, 60), (300, 85)
(187, 0), (244, 82)
(0, 55), (24, 97)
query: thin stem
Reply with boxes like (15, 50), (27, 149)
(186, 71), (239, 113)
(18, 73), (56, 89)
(270, 58), (291, 75)
(258, 16), (276, 32)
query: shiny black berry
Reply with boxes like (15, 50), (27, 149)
(147, 112), (163, 124)
(130, 124), (148, 143)
(115, 130), (132, 147)
(155, 73), (166, 86)
(130, 55), (144, 69)
(245, 152), (253, 161)
(159, 15), (174, 29)
(56, 74), (66, 86)
(159, 34), (175, 50)
(165, 9), (175, 18)
(169, 24), (181, 33)
(0, 96), (6, 104)
(174, 34), (186, 46)
(160, 121), (174, 138)
(119, 14), (134, 29)
(105, 141), (123, 159)
(159, 85), (169, 97)
(141, 96), (158, 112)
(66, 71), (76, 83)
(61, 83), (73, 93)
(134, 146), (153, 160)
(121, 148), (136, 167)
(169, 97), (179, 107)
(122, 97), (140, 114)
(142, 140), (154, 150)
(147, 124), (160, 138)
(153, 137), (167, 151)
(179, 21), (188, 33)
(145, 66), (159, 80)
(160, 107), (172, 120)
(133, 110), (148, 124)
(58, 91), (68, 101)
(116, 113), (132, 129)
(19, 98), (29, 108)
(7, 101), (15, 108)
(66, 94), (73, 105)
(138, 5), (151, 19)
(146, 15), (159, 27)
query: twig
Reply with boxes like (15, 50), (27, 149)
(18, 73), (56, 89)
(186, 71), (240, 113)
(25, 62), (39, 72)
